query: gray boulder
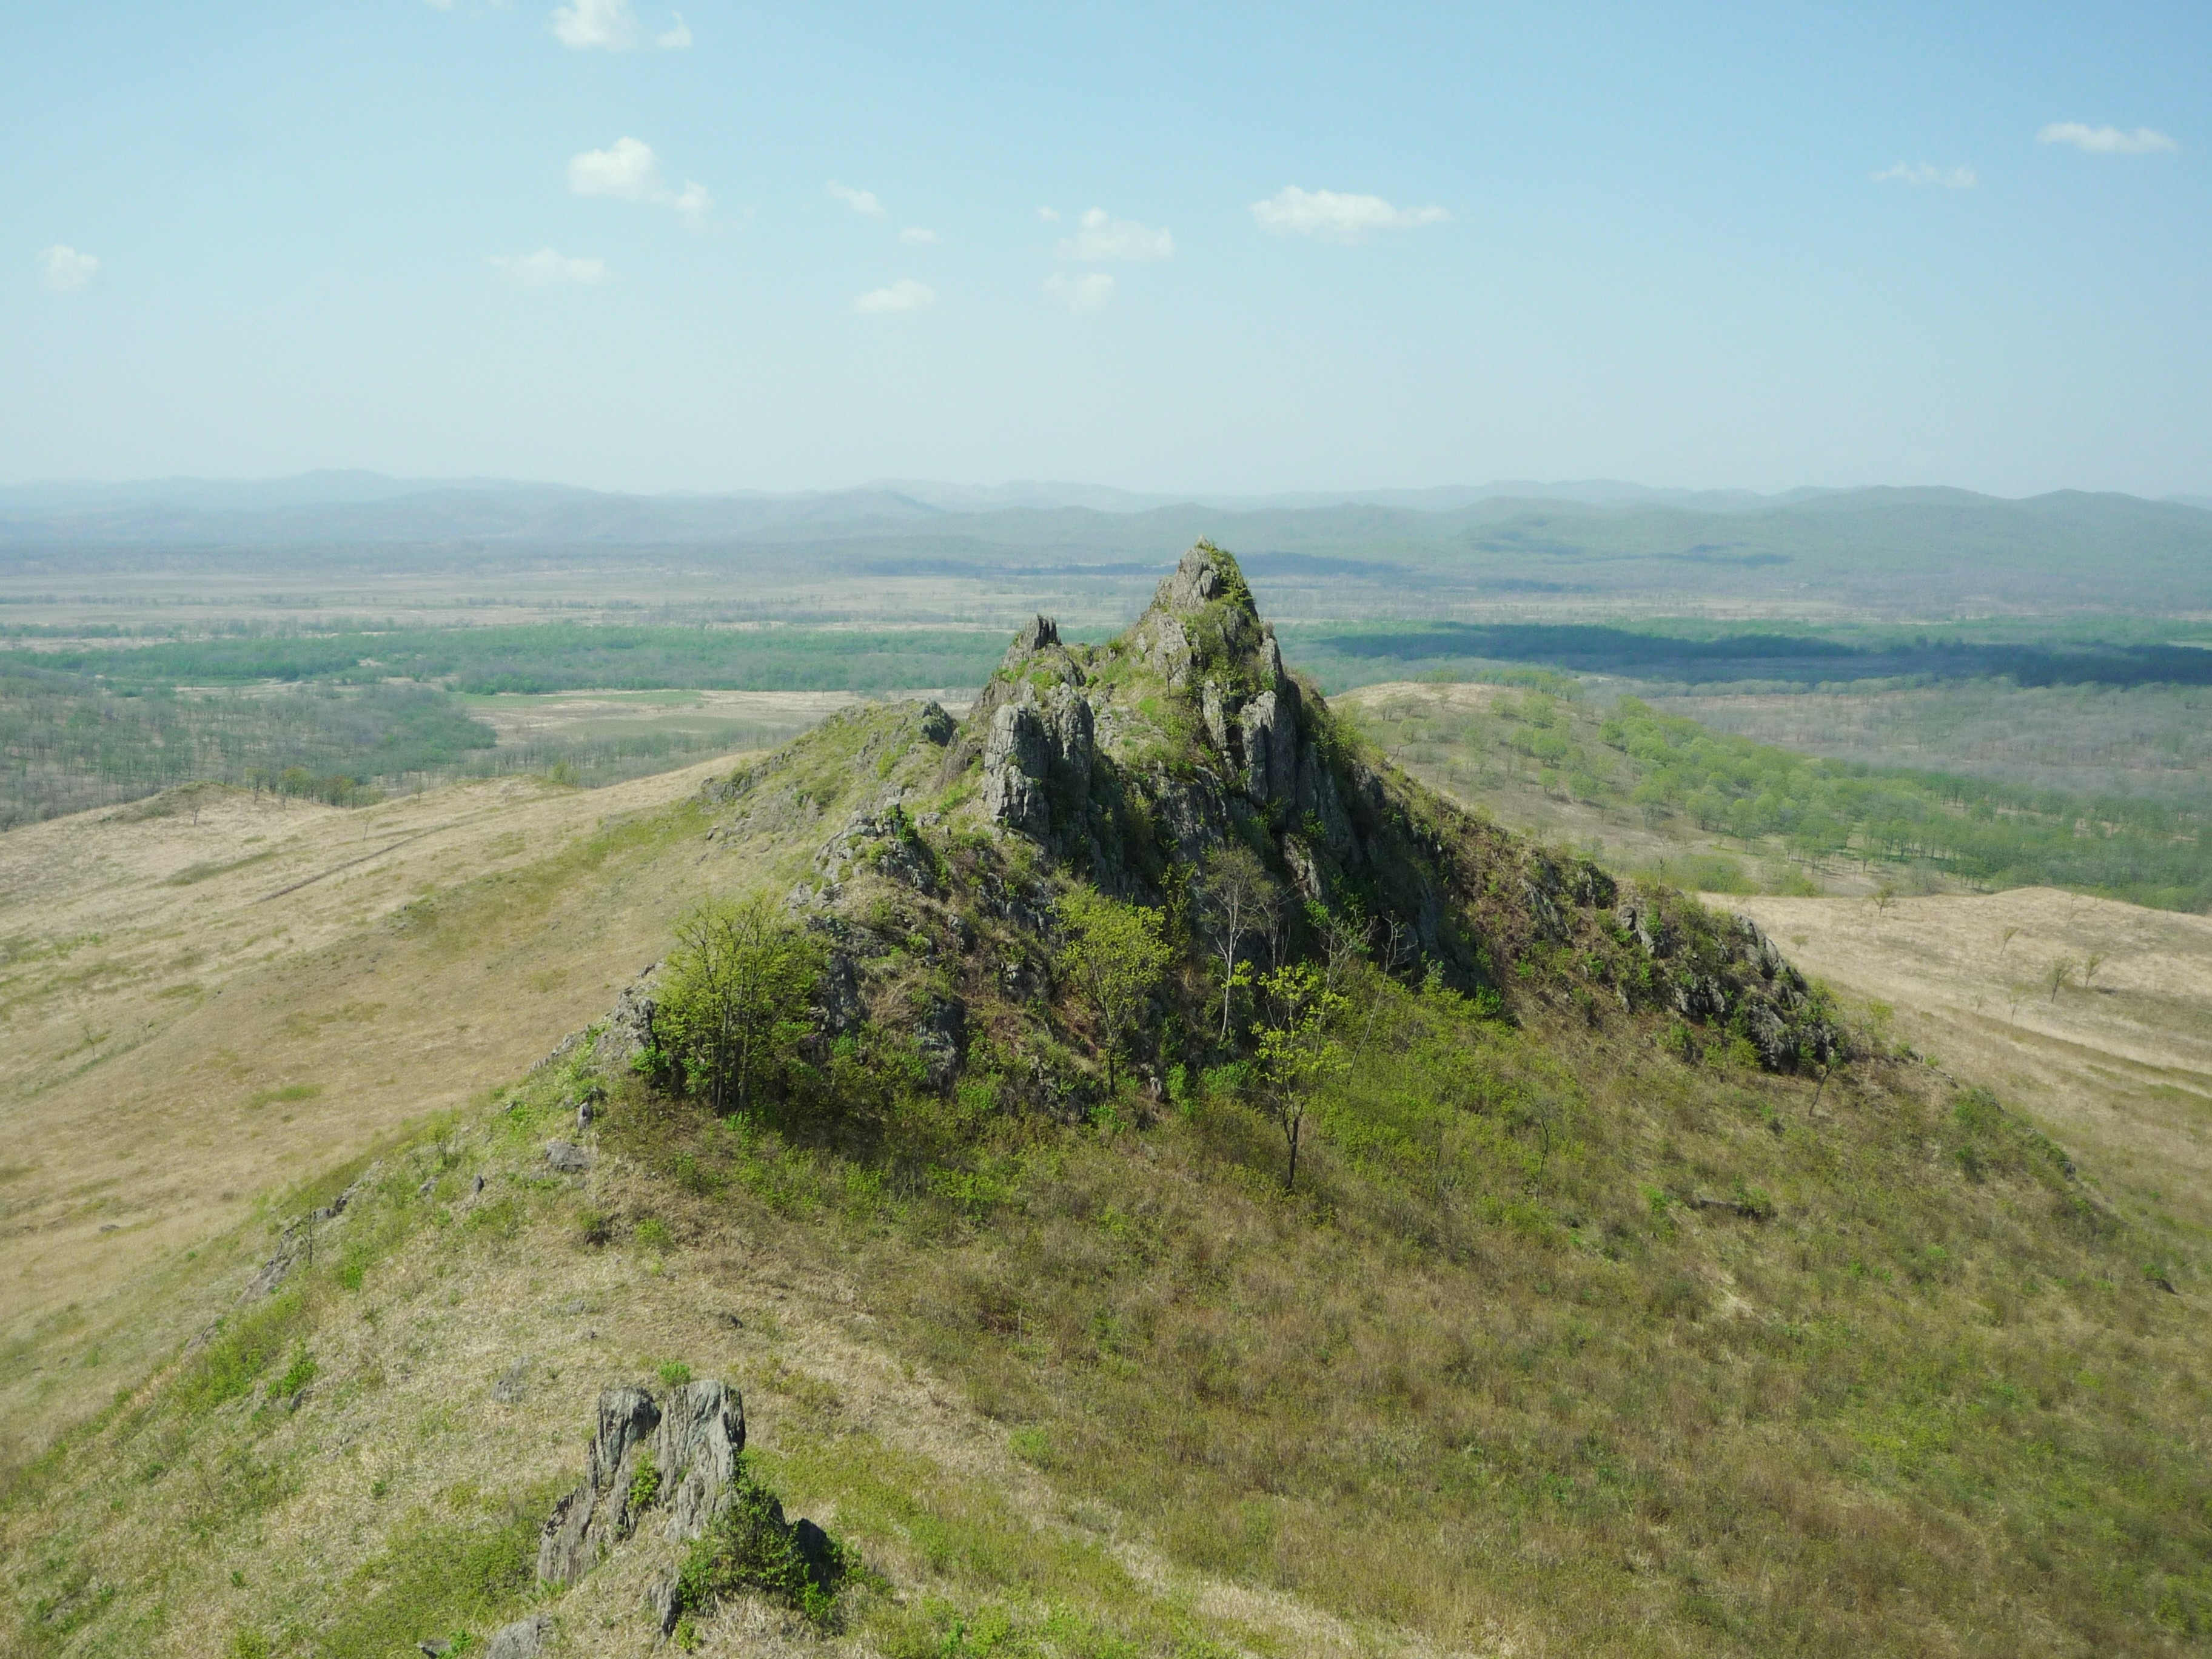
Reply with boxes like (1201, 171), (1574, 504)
(483, 1614), (552, 1659)
(545, 1142), (591, 1175)
(1239, 689), (1298, 807)
(981, 703), (1053, 837)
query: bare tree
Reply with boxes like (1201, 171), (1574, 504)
(1196, 845), (1280, 1042)
(2082, 950), (2106, 992)
(1997, 925), (2020, 958)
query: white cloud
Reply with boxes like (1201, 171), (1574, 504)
(900, 226), (939, 244)
(854, 278), (936, 315)
(1250, 186), (1449, 244)
(569, 136), (661, 198)
(489, 248), (609, 287)
(1055, 207), (1173, 262)
(39, 246), (98, 292)
(2037, 121), (2178, 155)
(1872, 162), (1977, 188)
(1036, 206), (1060, 223)
(1044, 271), (1114, 313)
(552, 0), (637, 49)
(568, 138), (711, 221)
(826, 180), (885, 216)
(551, 0), (688, 50)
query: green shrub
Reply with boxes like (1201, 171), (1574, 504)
(275, 1344), (318, 1399)
(676, 1458), (851, 1626)
(628, 1449), (662, 1513)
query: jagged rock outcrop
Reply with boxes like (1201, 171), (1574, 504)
(635, 537), (1845, 1094)
(818, 804), (944, 897)
(653, 1379), (747, 1541)
(538, 1382), (746, 1589)
(537, 1386), (663, 1585)
(481, 1614), (552, 1659)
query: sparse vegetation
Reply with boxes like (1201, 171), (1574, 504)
(1346, 680), (2212, 911)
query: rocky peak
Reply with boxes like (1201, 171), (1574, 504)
(1152, 541), (1245, 615)
(1130, 542), (1270, 694)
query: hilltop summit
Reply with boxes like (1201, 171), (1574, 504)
(697, 540), (1840, 1122)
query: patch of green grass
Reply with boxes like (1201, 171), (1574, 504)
(295, 1492), (546, 1659)
(243, 1083), (323, 1111)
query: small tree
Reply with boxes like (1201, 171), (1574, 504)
(2047, 955), (2077, 1004)
(659, 893), (825, 1114)
(1196, 845), (1279, 1042)
(1054, 888), (1173, 1093)
(1252, 961), (1349, 1193)
(2081, 950), (2106, 992)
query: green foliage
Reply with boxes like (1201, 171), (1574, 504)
(1250, 962), (1350, 1191)
(676, 1456), (852, 1626)
(628, 1447), (662, 1513)
(655, 892), (825, 1113)
(1052, 889), (1172, 1093)
(658, 1360), (694, 1387)
(305, 1495), (543, 1659)
(273, 1344), (317, 1399)
(174, 1292), (310, 1416)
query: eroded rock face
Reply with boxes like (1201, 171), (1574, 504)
(654, 1379), (747, 1542)
(537, 1386), (663, 1586)
(982, 702), (1053, 837)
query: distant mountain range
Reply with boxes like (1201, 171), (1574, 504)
(4, 474), (2210, 617)
(1, 471), (2203, 552)
(0, 471), (1838, 525)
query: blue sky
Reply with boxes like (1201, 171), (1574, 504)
(5, 3), (2206, 496)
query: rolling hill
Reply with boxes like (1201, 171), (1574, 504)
(4, 546), (2206, 1658)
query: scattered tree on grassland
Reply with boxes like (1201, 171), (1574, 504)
(1253, 960), (1350, 1193)
(658, 893), (825, 1114)
(1195, 845), (1280, 1042)
(2048, 955), (2078, 1003)
(1054, 888), (1173, 1094)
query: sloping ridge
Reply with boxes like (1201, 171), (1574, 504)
(5, 543), (2204, 1659)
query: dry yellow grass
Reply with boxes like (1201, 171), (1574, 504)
(0, 695), (925, 1467)
(1711, 886), (2212, 1231)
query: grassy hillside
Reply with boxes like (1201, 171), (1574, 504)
(5, 549), (2208, 1657)
(1339, 678), (2212, 912)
